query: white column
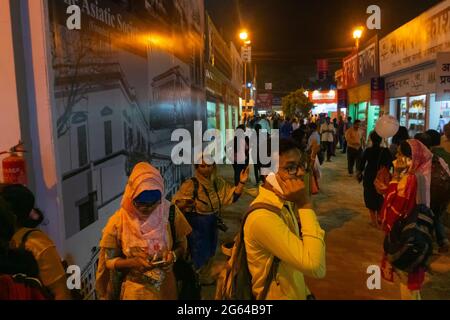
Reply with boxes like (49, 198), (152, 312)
(14, 0), (66, 254)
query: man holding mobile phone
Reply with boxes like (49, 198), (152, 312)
(243, 139), (326, 300)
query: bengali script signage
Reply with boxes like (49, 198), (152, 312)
(343, 53), (358, 88)
(358, 37), (378, 84)
(436, 52), (450, 101)
(385, 66), (436, 98)
(380, 0), (450, 76)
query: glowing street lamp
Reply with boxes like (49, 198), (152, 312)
(239, 31), (249, 41)
(239, 30), (251, 113)
(353, 26), (364, 50)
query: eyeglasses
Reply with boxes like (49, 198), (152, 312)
(133, 200), (161, 211)
(282, 164), (305, 176)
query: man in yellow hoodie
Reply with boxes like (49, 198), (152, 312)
(244, 139), (326, 300)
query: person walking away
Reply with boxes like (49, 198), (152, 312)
(258, 114), (271, 134)
(280, 117), (294, 139)
(357, 131), (393, 228)
(173, 159), (249, 285)
(345, 120), (364, 175)
(232, 125), (250, 186)
(337, 116), (345, 150)
(244, 139), (326, 299)
(320, 117), (335, 162)
(0, 184), (72, 300)
(342, 116), (353, 154)
(96, 163), (192, 300)
(331, 118), (338, 156)
(252, 124), (263, 185)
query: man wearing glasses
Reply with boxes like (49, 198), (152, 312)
(243, 139), (326, 299)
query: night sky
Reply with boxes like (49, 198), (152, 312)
(205, 0), (442, 93)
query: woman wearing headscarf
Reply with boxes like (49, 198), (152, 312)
(379, 139), (433, 300)
(96, 162), (192, 300)
(0, 184), (71, 300)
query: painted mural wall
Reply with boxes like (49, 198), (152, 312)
(46, 0), (205, 294)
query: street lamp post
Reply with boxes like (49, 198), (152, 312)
(353, 26), (364, 50)
(240, 31), (251, 120)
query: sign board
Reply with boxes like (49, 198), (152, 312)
(337, 89), (348, 108)
(241, 46), (252, 63)
(436, 52), (450, 101)
(343, 53), (358, 88)
(317, 59), (329, 80)
(380, 0), (450, 76)
(265, 83), (273, 90)
(371, 77), (385, 106)
(385, 65), (436, 98)
(309, 90), (337, 104)
(358, 38), (378, 84)
(256, 93), (273, 110)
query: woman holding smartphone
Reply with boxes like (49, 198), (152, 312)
(96, 162), (192, 300)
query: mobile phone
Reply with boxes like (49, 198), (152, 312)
(150, 260), (165, 266)
(266, 172), (284, 195)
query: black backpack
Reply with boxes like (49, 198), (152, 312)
(384, 204), (434, 273)
(168, 205), (202, 300)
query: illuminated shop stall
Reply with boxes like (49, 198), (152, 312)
(381, 1), (450, 136)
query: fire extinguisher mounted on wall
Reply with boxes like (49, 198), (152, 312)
(0, 141), (28, 185)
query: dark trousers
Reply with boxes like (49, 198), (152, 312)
(338, 134), (344, 150)
(432, 204), (449, 247)
(342, 138), (348, 153)
(233, 164), (247, 186)
(323, 141), (333, 161)
(347, 147), (362, 174)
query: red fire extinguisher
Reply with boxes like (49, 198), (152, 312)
(1, 141), (27, 185)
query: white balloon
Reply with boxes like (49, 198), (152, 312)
(375, 115), (399, 139)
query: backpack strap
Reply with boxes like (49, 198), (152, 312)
(20, 229), (41, 250)
(169, 205), (176, 244)
(244, 203), (282, 300)
(190, 177), (199, 200)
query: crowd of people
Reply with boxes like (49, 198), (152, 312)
(0, 111), (449, 301)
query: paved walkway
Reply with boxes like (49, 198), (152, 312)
(203, 152), (450, 300)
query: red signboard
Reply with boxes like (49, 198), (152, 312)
(317, 59), (329, 80)
(371, 77), (385, 106)
(309, 90), (337, 104)
(256, 93), (273, 110)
